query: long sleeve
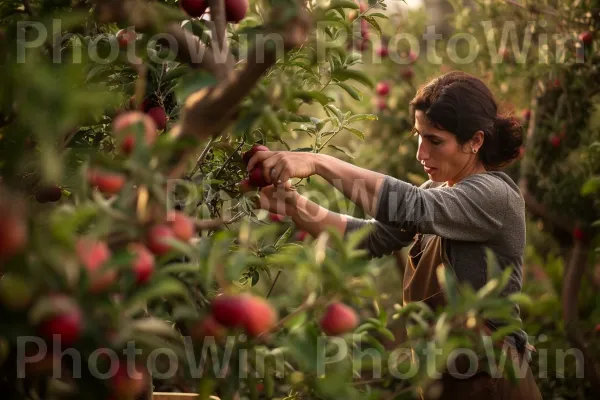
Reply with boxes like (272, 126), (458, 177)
(343, 216), (416, 258)
(375, 173), (509, 242)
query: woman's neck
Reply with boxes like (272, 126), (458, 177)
(447, 162), (487, 187)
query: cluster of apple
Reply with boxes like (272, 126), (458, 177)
(180, 0), (249, 23)
(348, 1), (370, 52)
(239, 144), (271, 192)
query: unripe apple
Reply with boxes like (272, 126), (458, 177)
(116, 29), (136, 48)
(147, 224), (175, 256)
(242, 144), (269, 166)
(0, 208), (27, 261)
(168, 211), (195, 242)
(549, 135), (561, 148)
(87, 169), (126, 195)
(249, 167), (269, 188)
(35, 185), (62, 203)
(225, 0), (249, 23)
(573, 227), (586, 241)
(211, 294), (248, 329)
(112, 111), (157, 154)
(146, 106), (168, 131)
(76, 238), (117, 293)
(180, 0), (208, 17)
(243, 296), (277, 337)
(37, 296), (83, 346)
(375, 81), (390, 96)
(190, 315), (227, 342)
(112, 360), (148, 399)
(319, 302), (359, 336)
(579, 31), (593, 45)
(128, 243), (155, 284)
(0, 274), (34, 310)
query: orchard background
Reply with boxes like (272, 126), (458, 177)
(0, 0), (599, 399)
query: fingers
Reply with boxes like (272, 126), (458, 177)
(247, 151), (275, 172)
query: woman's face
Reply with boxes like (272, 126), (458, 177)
(413, 110), (481, 185)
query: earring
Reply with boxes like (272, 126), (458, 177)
(472, 148), (477, 153)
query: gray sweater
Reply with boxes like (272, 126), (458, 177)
(344, 171), (528, 349)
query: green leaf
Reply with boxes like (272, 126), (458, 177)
(361, 16), (383, 37)
(275, 227), (293, 249)
(294, 90), (333, 105)
(378, 327), (395, 342)
(581, 176), (600, 195)
(327, 144), (355, 159)
(333, 82), (362, 100)
(437, 265), (459, 306)
(347, 113), (378, 123)
(125, 278), (191, 314)
(327, 0), (360, 10)
(344, 127), (365, 140)
(508, 293), (533, 310)
(368, 12), (389, 19)
(332, 69), (374, 88)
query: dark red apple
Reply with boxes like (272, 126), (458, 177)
(211, 294), (248, 329)
(401, 68), (414, 81)
(116, 29), (136, 48)
(249, 167), (269, 188)
(522, 109), (531, 121)
(35, 185), (62, 203)
(319, 302), (359, 336)
(180, 0), (208, 17)
(549, 135), (561, 148)
(112, 361), (148, 399)
(146, 106), (168, 131)
(0, 206), (27, 262)
(579, 31), (593, 45)
(190, 315), (227, 342)
(573, 227), (586, 241)
(113, 111), (158, 154)
(37, 295), (83, 346)
(239, 178), (254, 193)
(242, 144), (269, 166)
(225, 0), (249, 23)
(376, 45), (389, 58)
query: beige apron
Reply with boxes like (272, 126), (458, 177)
(402, 234), (542, 400)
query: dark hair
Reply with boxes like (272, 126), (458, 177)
(409, 71), (523, 170)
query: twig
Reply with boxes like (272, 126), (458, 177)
(189, 136), (217, 178)
(266, 269), (282, 298)
(214, 140), (245, 178)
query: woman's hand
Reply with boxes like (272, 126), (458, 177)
(247, 151), (319, 186)
(255, 180), (297, 215)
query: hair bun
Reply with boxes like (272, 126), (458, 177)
(483, 115), (523, 169)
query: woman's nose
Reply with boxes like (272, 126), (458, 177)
(416, 141), (428, 161)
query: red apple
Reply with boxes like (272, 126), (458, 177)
(407, 50), (417, 63)
(360, 19), (369, 39)
(374, 97), (387, 111)
(190, 315), (227, 342)
(295, 230), (308, 241)
(37, 295), (83, 346)
(549, 135), (561, 148)
(168, 211), (195, 242)
(211, 294), (249, 329)
(128, 243), (155, 284)
(249, 167), (269, 188)
(242, 144), (270, 166)
(269, 213), (284, 222)
(112, 361), (148, 399)
(225, 0), (249, 23)
(375, 81), (390, 96)
(573, 227), (586, 241)
(579, 31), (593, 45)
(595, 323), (600, 333)
(376, 45), (389, 58)
(146, 106), (168, 131)
(0, 209), (27, 261)
(147, 225), (175, 256)
(401, 68), (414, 81)
(35, 185), (62, 203)
(522, 109), (531, 122)
(180, 0), (208, 17)
(116, 29), (136, 48)
(358, 0), (367, 13)
(87, 169), (126, 195)
(76, 238), (117, 293)
(243, 296), (277, 337)
(239, 178), (254, 193)
(112, 111), (158, 154)
(319, 302), (359, 336)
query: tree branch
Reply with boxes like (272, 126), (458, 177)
(562, 240), (600, 396)
(207, 0), (234, 72)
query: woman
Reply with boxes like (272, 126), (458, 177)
(247, 71), (542, 399)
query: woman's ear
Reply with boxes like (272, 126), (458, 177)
(470, 130), (484, 152)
